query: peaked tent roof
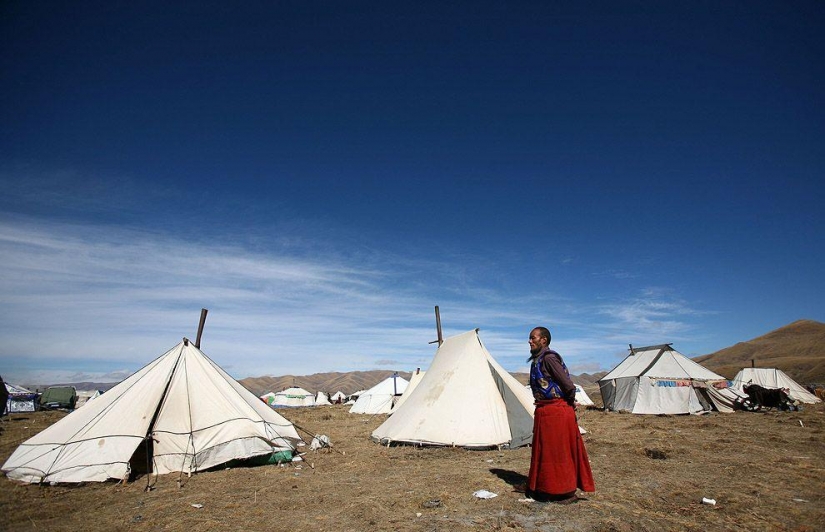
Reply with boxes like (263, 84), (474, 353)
(731, 368), (821, 404)
(349, 375), (409, 414)
(373, 329), (535, 448)
(2, 339), (301, 484)
(599, 343), (727, 415)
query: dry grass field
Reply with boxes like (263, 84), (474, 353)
(2, 402), (824, 532)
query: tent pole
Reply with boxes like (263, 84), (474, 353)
(435, 306), (443, 346)
(195, 308), (208, 348)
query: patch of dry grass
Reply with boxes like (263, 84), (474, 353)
(2, 404), (824, 531)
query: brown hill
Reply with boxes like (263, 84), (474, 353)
(693, 319), (825, 383)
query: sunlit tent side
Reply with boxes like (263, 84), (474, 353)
(731, 368), (821, 404)
(349, 375), (409, 414)
(2, 339), (301, 484)
(372, 329), (535, 449)
(599, 343), (729, 415)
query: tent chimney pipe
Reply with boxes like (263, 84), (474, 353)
(435, 306), (443, 346)
(751, 359), (755, 368)
(195, 308), (208, 349)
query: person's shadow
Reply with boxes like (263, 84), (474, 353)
(490, 468), (527, 492)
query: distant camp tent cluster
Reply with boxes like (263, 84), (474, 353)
(2, 327), (821, 486)
(598, 343), (821, 415)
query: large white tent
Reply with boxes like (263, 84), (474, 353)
(373, 329), (535, 448)
(349, 375), (409, 414)
(731, 368), (821, 404)
(2, 339), (301, 484)
(599, 343), (728, 415)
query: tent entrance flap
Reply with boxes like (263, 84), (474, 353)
(128, 437), (154, 479)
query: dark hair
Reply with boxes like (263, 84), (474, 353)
(533, 326), (551, 344)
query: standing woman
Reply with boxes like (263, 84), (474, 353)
(526, 327), (595, 504)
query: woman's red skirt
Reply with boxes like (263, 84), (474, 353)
(527, 399), (595, 497)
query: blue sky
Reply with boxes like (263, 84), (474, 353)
(1, 2), (823, 384)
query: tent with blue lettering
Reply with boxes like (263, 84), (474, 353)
(599, 343), (728, 415)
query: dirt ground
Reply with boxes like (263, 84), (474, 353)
(1, 402), (823, 532)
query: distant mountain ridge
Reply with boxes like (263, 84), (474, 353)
(26, 320), (823, 394)
(693, 319), (825, 383)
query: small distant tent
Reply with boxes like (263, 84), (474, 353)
(731, 368), (821, 404)
(4, 382), (38, 414)
(2, 339), (301, 484)
(75, 389), (104, 408)
(373, 329), (535, 448)
(349, 375), (409, 414)
(390, 369), (426, 413)
(314, 391), (332, 406)
(330, 391), (346, 404)
(599, 343), (728, 415)
(345, 390), (365, 405)
(574, 384), (595, 407)
(263, 387), (315, 408)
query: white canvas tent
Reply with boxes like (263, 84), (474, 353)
(731, 368), (821, 404)
(373, 329), (535, 448)
(2, 339), (301, 484)
(263, 387), (315, 408)
(330, 391), (346, 403)
(599, 343), (728, 415)
(314, 391), (332, 406)
(390, 369), (426, 413)
(574, 384), (595, 407)
(349, 375), (409, 414)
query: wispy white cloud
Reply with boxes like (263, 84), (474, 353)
(0, 212), (719, 385)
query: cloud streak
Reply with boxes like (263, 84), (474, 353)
(0, 213), (715, 384)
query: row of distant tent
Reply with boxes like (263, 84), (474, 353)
(2, 330), (820, 485)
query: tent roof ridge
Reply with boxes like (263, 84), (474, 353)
(630, 343), (673, 354)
